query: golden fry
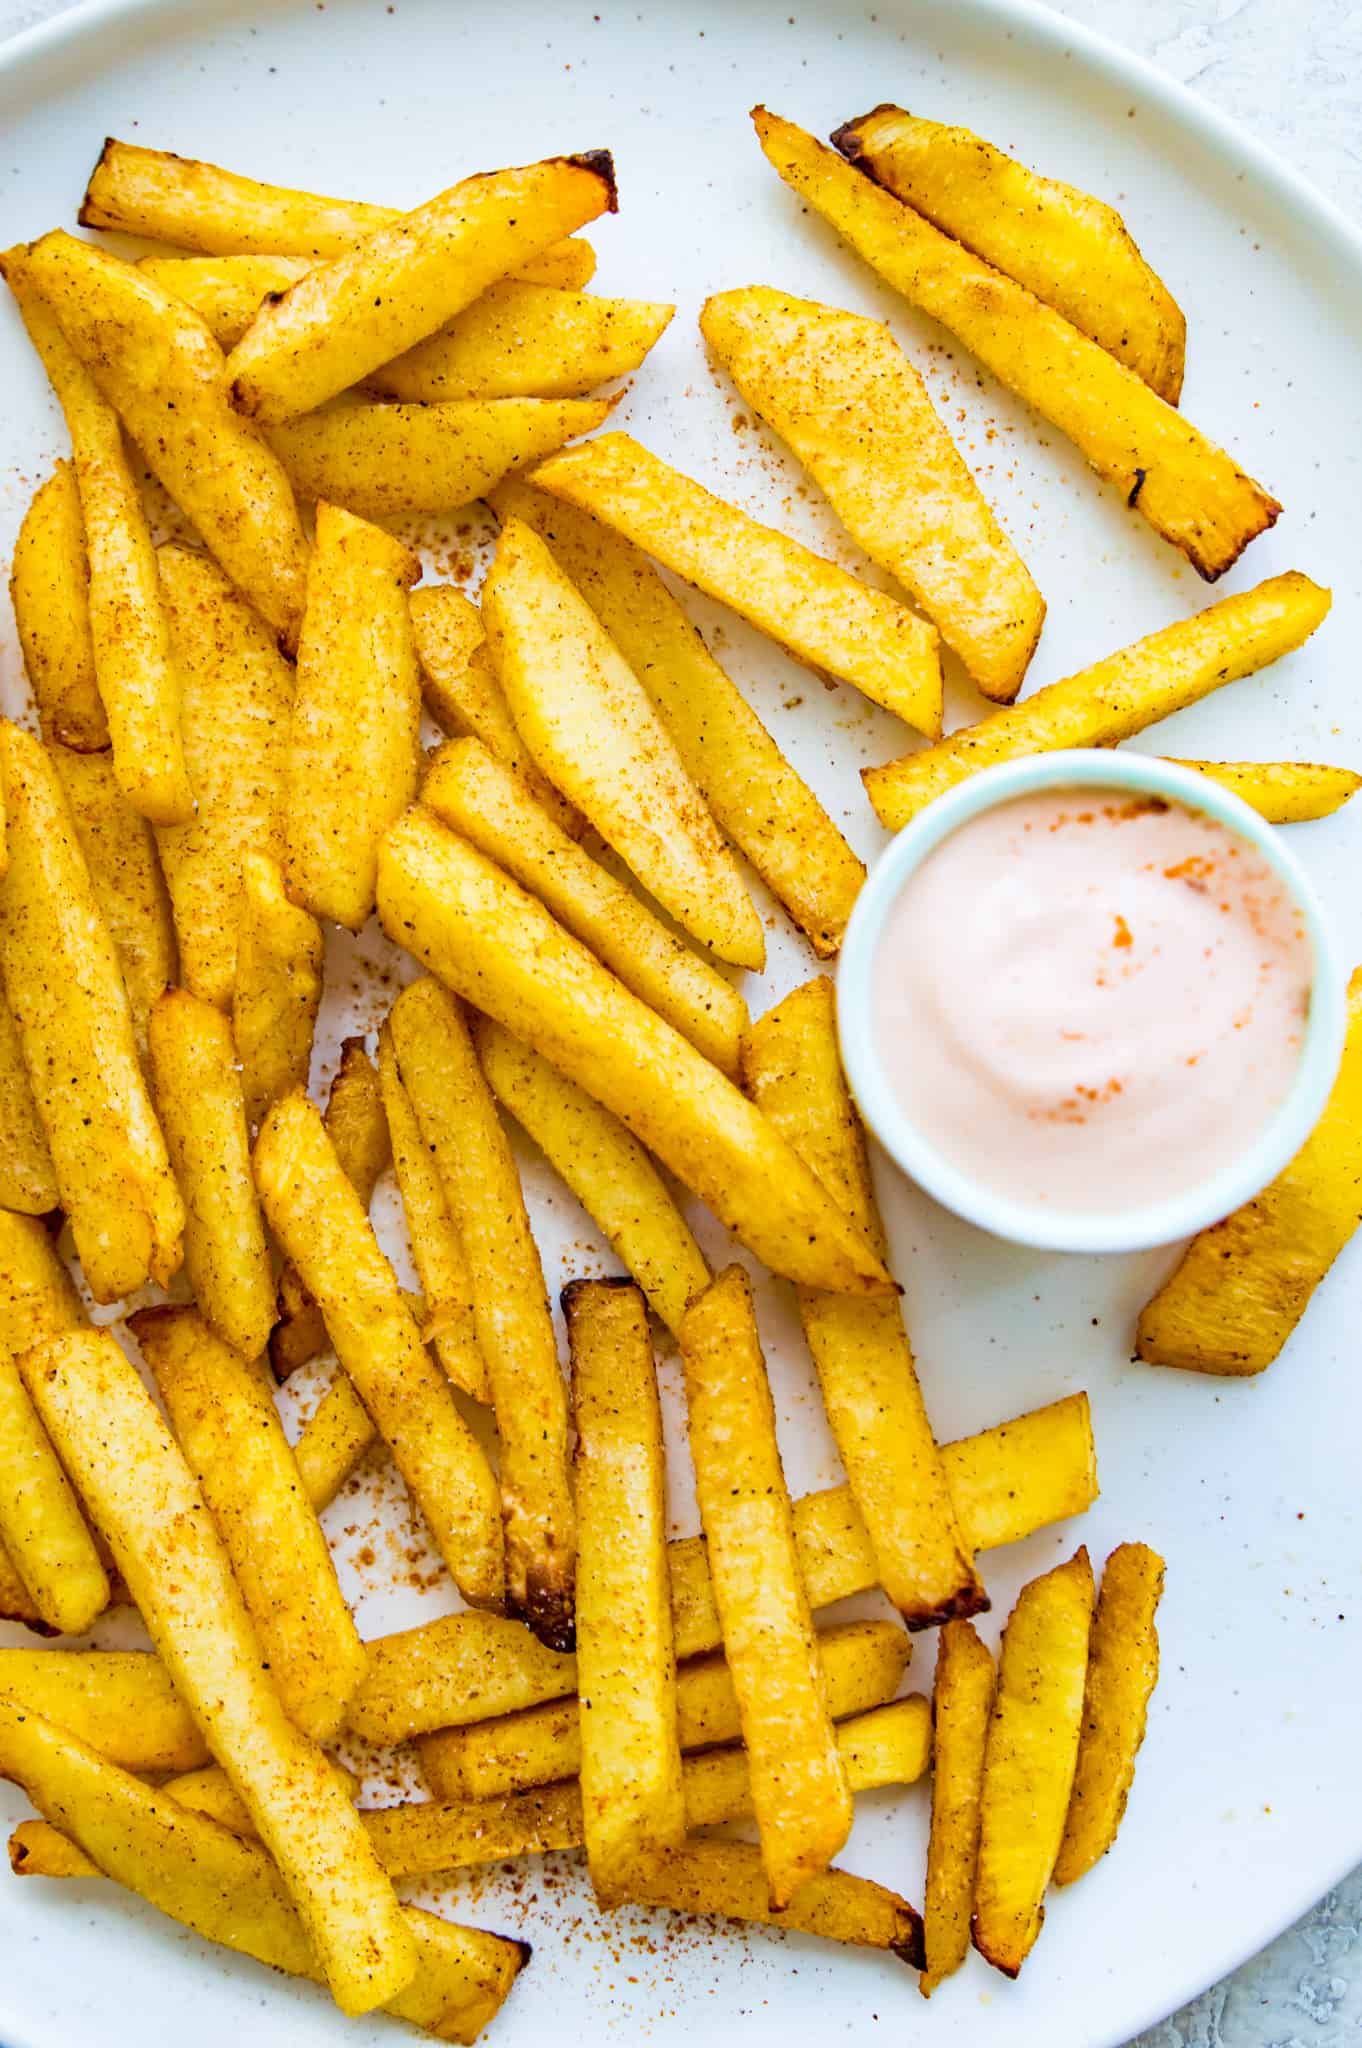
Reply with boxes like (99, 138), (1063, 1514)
(0, 985), (58, 1215)
(0, 1647), (207, 1771)
(1163, 758), (1361, 825)
(1055, 1542), (1165, 1885)
(137, 252), (310, 345)
(348, 1609), (578, 1746)
(628, 1836), (923, 1962)
(921, 1620), (995, 1996)
(865, 572), (1332, 830)
(372, 283), (671, 401)
(9, 462), (108, 751)
(292, 1369), (378, 1509)
(232, 852), (323, 1130)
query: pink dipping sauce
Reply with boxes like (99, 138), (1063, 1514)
(873, 787), (1313, 1215)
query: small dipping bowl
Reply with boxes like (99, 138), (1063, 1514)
(837, 749), (1347, 1255)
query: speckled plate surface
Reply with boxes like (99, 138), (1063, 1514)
(1, 1), (1361, 2043)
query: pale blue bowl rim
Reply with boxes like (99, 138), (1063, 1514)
(836, 748), (1348, 1256)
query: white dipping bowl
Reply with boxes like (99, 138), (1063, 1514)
(837, 748), (1347, 1255)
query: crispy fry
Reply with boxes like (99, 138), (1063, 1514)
(702, 287), (1043, 703)
(137, 253), (311, 344)
(292, 1369), (378, 1509)
(1055, 1542), (1165, 1885)
(419, 1616), (908, 1801)
(743, 978), (983, 1625)
(940, 1394), (1097, 1556)
(832, 105), (1186, 401)
(19, 1330), (417, 2013)
(422, 738), (749, 1072)
(920, 1620), (995, 1996)
(3, 247), (191, 823)
(376, 811), (893, 1296)
(371, 284), (671, 401)
(1137, 965), (1362, 1372)
(623, 1838), (924, 1961)
(377, 1021), (489, 1404)
(0, 1702), (525, 2042)
(268, 397), (613, 519)
(482, 518), (764, 967)
(146, 991), (273, 1361)
(389, 978), (574, 1645)
(756, 110), (1277, 580)
(50, 747), (177, 1058)
(154, 544), (293, 1010)
(283, 502), (421, 931)
(0, 724), (183, 1300)
(1163, 758), (1361, 825)
(477, 1019), (709, 1337)
(566, 1281), (685, 1899)
(9, 462), (108, 751)
(865, 572), (1332, 830)
(348, 1611), (577, 1746)
(132, 1306), (366, 1743)
(162, 1757), (358, 1836)
(0, 985), (58, 1215)
(227, 155), (618, 422)
(973, 1548), (1096, 1977)
(491, 479), (865, 954)
(530, 431), (943, 735)
(232, 852), (323, 1130)
(0, 1647), (206, 1770)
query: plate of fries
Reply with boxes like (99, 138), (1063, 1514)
(0, 0), (1359, 2044)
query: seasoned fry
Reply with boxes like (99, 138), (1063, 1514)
(22, 231), (309, 646)
(0, 1702), (525, 2041)
(422, 738), (749, 1072)
(255, 1092), (503, 1606)
(9, 462), (108, 751)
(477, 1019), (709, 1337)
(271, 1038), (391, 1379)
(371, 284), (671, 401)
(1163, 758), (1361, 825)
(702, 286), (1043, 703)
(376, 812), (893, 1296)
(1055, 1542), (1165, 1885)
(388, 978), (574, 1645)
(163, 1757), (358, 1835)
(973, 1548), (1096, 1977)
(832, 105), (1186, 401)
(146, 990), (273, 1361)
(377, 1022), (489, 1404)
(529, 431), (943, 735)
(0, 986), (58, 1215)
(623, 1838), (924, 1961)
(1137, 965), (1362, 1373)
(756, 110), (1277, 580)
(268, 397), (613, 519)
(482, 518), (764, 967)
(227, 154), (618, 422)
(283, 502), (421, 931)
(133, 1306), (366, 1743)
(154, 544), (293, 1009)
(492, 479), (865, 954)
(0, 1647), (206, 1770)
(232, 852), (324, 1130)
(3, 247), (192, 823)
(920, 1620), (995, 1996)
(138, 252), (311, 344)
(292, 1370), (378, 1509)
(419, 1616), (908, 1801)
(864, 572), (1332, 830)
(940, 1393), (1097, 1557)
(349, 1611), (577, 1746)
(0, 725), (183, 1300)
(19, 1331), (417, 2013)
(567, 1281), (685, 1899)
(50, 747), (177, 1057)
(681, 1267), (852, 1905)
(743, 978), (983, 1625)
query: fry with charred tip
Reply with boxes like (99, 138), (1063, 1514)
(376, 810), (893, 1296)
(567, 1280), (685, 1900)
(680, 1267), (853, 1906)
(481, 518), (764, 968)
(132, 1305), (367, 1744)
(283, 502), (421, 932)
(0, 723), (183, 1301)
(254, 1089), (504, 1610)
(227, 152), (618, 422)
(743, 977), (984, 1626)
(622, 1836), (924, 1963)
(920, 1620), (995, 1995)
(19, 229), (309, 646)
(529, 430), (943, 737)
(232, 852), (323, 1131)
(1055, 1542), (1165, 1885)
(1162, 759), (1361, 825)
(389, 978), (574, 1647)
(9, 462), (108, 752)
(18, 1329), (418, 2015)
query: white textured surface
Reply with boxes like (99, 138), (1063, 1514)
(1, 2), (1359, 2044)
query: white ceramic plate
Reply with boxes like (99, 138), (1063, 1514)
(2, 1), (1361, 2044)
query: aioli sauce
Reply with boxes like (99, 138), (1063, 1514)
(873, 787), (1313, 1215)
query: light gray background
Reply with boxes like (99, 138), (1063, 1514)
(1, 0), (1359, 2042)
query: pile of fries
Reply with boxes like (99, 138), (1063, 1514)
(0, 98), (1354, 2040)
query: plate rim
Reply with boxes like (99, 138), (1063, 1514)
(0, 0), (1358, 2043)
